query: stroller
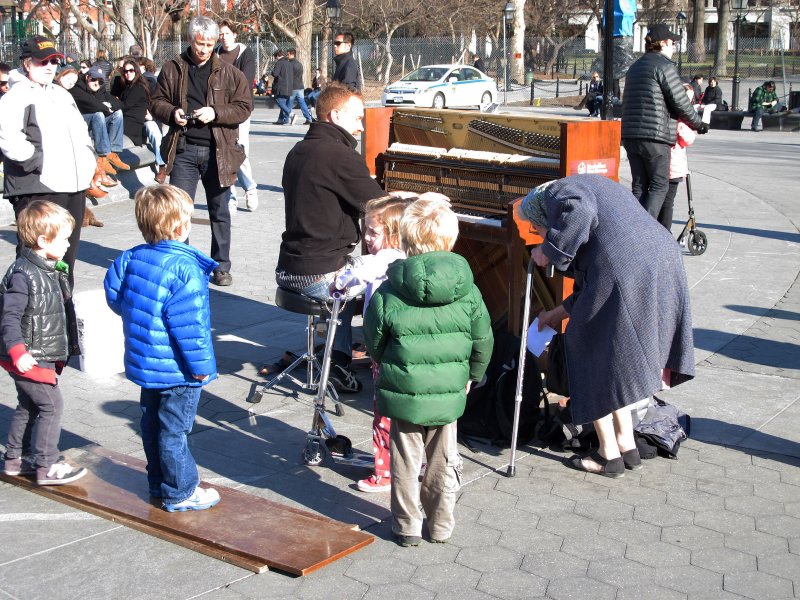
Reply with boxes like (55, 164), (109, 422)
(675, 168), (708, 256)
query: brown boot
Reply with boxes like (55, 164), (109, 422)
(98, 156), (117, 176)
(154, 165), (168, 184)
(107, 152), (130, 171)
(86, 183), (108, 199)
(82, 206), (104, 228)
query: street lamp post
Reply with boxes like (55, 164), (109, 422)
(731, 0), (747, 111)
(327, 0), (341, 74)
(502, 1), (514, 104)
(676, 11), (687, 78)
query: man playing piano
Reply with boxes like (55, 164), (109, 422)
(275, 83), (385, 393)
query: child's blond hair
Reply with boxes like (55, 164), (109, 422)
(135, 184), (194, 244)
(16, 201), (75, 249)
(400, 194), (459, 256)
(364, 195), (416, 250)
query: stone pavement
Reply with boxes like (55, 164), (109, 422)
(0, 107), (798, 600)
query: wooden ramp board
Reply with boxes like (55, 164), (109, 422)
(0, 446), (373, 575)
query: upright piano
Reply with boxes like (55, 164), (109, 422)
(363, 107), (621, 334)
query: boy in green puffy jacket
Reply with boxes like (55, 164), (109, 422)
(364, 196), (493, 547)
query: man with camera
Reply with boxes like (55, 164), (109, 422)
(151, 15), (252, 287)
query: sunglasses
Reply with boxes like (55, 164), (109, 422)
(333, 41), (348, 46)
(0, 80), (8, 86)
(123, 68), (137, 73)
(36, 58), (61, 66)
(88, 77), (103, 83)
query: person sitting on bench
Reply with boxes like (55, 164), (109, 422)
(750, 81), (784, 132)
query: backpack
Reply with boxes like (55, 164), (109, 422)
(545, 333), (570, 396)
(458, 330), (547, 447)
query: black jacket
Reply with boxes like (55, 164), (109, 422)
(0, 248), (70, 364)
(216, 43), (256, 107)
(703, 84), (723, 106)
(333, 51), (360, 91)
(271, 57), (292, 96)
(278, 122), (384, 275)
(118, 82), (149, 145)
(290, 58), (305, 90)
(621, 52), (702, 145)
(70, 75), (122, 116)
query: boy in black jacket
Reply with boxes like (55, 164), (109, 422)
(1, 201), (87, 485)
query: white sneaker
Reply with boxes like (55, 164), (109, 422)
(229, 197), (238, 219)
(289, 113), (297, 125)
(245, 188), (259, 211)
(163, 486), (221, 512)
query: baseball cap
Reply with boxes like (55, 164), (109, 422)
(129, 44), (143, 58)
(87, 65), (105, 81)
(20, 36), (63, 61)
(646, 24), (681, 43)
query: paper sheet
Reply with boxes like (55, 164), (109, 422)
(526, 318), (556, 357)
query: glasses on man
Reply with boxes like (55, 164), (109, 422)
(0, 79), (9, 87)
(333, 41), (347, 46)
(35, 58), (61, 67)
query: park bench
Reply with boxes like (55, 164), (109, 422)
(710, 110), (751, 130)
(761, 112), (800, 132)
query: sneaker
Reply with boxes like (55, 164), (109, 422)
(430, 536), (450, 544)
(245, 188), (259, 211)
(289, 113), (297, 125)
(303, 120), (314, 125)
(4, 457), (36, 476)
(163, 486), (220, 512)
(229, 197), (238, 219)
(272, 121), (287, 125)
(212, 270), (233, 286)
(36, 462), (87, 486)
(394, 533), (421, 547)
(357, 474), (391, 493)
(328, 363), (362, 393)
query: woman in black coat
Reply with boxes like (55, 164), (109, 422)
(700, 76), (724, 123)
(114, 58), (164, 166)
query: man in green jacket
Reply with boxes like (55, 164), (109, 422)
(365, 197), (493, 548)
(750, 80), (781, 132)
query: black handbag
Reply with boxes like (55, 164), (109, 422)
(546, 333), (570, 396)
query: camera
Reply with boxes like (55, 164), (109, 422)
(185, 115), (200, 126)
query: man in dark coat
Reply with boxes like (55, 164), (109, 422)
(271, 50), (292, 125)
(622, 23), (707, 225)
(523, 175), (694, 477)
(332, 32), (360, 92)
(275, 83), (384, 392)
(473, 54), (486, 74)
(286, 48), (314, 125)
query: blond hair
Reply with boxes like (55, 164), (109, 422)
(16, 201), (75, 249)
(400, 194), (459, 256)
(365, 195), (415, 250)
(135, 184), (194, 244)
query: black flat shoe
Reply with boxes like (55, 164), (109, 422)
(565, 451), (625, 478)
(622, 448), (643, 471)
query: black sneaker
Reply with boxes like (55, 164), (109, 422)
(328, 363), (362, 393)
(211, 270), (232, 286)
(394, 533), (421, 547)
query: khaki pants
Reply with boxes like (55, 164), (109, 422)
(390, 419), (462, 540)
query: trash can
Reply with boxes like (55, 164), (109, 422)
(789, 91), (800, 111)
(74, 289), (125, 377)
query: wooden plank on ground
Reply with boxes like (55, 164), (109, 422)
(0, 446), (373, 575)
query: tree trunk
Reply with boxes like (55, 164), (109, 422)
(714, 0), (731, 76)
(296, 0), (314, 86)
(119, 0), (136, 55)
(511, 0), (525, 84)
(690, 0), (706, 63)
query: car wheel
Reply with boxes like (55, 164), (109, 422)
(432, 93), (445, 109)
(481, 91), (492, 105)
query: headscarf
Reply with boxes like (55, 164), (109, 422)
(519, 180), (557, 228)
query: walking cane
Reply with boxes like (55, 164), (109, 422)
(505, 258), (536, 477)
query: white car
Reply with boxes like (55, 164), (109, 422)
(381, 64), (497, 109)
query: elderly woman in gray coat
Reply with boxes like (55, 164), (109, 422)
(521, 174), (694, 477)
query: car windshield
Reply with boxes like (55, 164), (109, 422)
(401, 68), (449, 82)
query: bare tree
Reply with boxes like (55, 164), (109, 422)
(713, 0), (732, 75)
(689, 0), (706, 63)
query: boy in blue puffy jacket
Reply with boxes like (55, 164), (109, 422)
(105, 185), (220, 512)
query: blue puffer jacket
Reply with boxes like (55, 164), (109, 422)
(104, 241), (218, 389)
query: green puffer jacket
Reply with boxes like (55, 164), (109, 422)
(364, 251), (493, 426)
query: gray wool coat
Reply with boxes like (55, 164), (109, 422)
(539, 174), (695, 425)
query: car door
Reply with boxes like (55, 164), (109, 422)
(445, 68), (462, 105)
(461, 68), (483, 104)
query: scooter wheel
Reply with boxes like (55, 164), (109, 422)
(688, 230), (708, 256)
(302, 441), (324, 466)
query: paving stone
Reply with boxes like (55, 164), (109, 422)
(690, 547), (758, 574)
(634, 503), (696, 527)
(790, 537), (800, 555)
(725, 495), (787, 517)
(661, 525), (726, 550)
(697, 477), (755, 498)
(296, 574), (368, 599)
(625, 540), (692, 568)
(723, 570), (795, 599)
(226, 571), (301, 597)
(550, 480), (611, 501)
(608, 485), (668, 507)
(655, 565), (725, 594)
(670, 459), (727, 479)
(667, 489), (726, 512)
(344, 557), (417, 585)
(756, 514), (800, 538)
(433, 588), (498, 600)
(785, 501), (800, 517)
(498, 528), (564, 555)
(545, 576), (617, 600)
(458, 488), (518, 512)
(698, 449), (755, 468)
(387, 539), (461, 566)
(361, 582), (435, 600)
(753, 481), (800, 504)
(477, 509), (540, 532)
(639, 472), (698, 493)
(493, 475), (554, 496)
(573, 498), (634, 521)
(411, 563), (482, 592)
(725, 530), (789, 557)
(724, 464), (783, 484)
(446, 522), (502, 548)
(599, 519), (663, 546)
(520, 551), (588, 578)
(560, 533), (626, 561)
(616, 583), (688, 600)
(515, 492), (576, 515)
(476, 569), (548, 599)
(756, 551), (800, 584)
(537, 513), (600, 538)
(587, 556), (656, 588)
(456, 545), (524, 572)
(694, 509), (756, 535)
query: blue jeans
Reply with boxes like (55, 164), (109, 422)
(143, 121), (164, 166)
(169, 143), (232, 271)
(139, 385), (202, 502)
(83, 110), (124, 156)
(307, 90), (321, 107)
(229, 118), (255, 199)
(275, 95), (291, 123)
(289, 89), (313, 122)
